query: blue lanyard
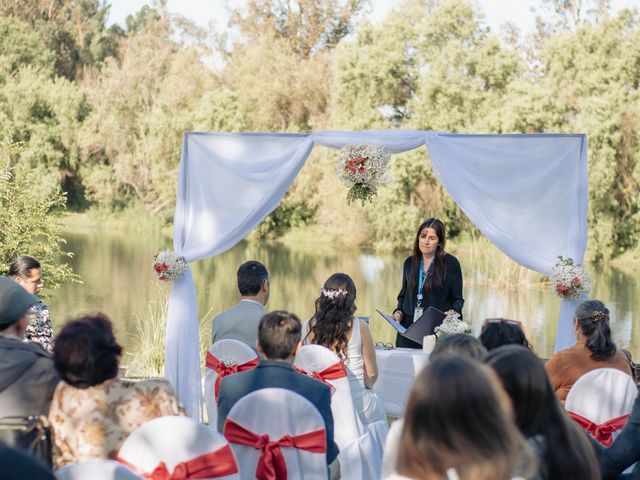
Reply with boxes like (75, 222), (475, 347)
(417, 259), (432, 304)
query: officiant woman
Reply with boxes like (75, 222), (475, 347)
(392, 218), (464, 348)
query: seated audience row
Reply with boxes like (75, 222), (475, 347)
(216, 310), (340, 474)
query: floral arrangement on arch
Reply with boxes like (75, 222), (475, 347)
(550, 255), (592, 301)
(153, 250), (187, 282)
(434, 311), (472, 338)
(337, 144), (391, 205)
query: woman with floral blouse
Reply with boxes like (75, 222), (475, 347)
(48, 314), (185, 468)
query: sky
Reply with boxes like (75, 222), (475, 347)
(107, 0), (640, 36)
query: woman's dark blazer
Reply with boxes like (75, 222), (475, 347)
(394, 253), (464, 348)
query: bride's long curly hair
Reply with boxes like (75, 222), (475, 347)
(310, 273), (357, 360)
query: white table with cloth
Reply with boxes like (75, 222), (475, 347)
(373, 347), (429, 418)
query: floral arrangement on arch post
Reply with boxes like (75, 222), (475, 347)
(153, 250), (187, 282)
(550, 255), (592, 301)
(337, 144), (391, 205)
(434, 311), (472, 338)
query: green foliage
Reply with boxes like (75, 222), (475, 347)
(1, 0), (639, 260)
(0, 140), (77, 289)
(79, 14), (216, 213)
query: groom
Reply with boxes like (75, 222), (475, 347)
(211, 260), (270, 350)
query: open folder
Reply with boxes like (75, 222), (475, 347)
(377, 307), (446, 345)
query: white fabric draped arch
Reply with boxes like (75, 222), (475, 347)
(168, 130), (588, 418)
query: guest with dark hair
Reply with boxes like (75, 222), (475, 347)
(0, 277), (59, 420)
(382, 334), (488, 477)
(431, 333), (487, 360)
(394, 355), (534, 480)
(217, 310), (339, 474)
(211, 260), (270, 350)
(8, 256), (54, 352)
(48, 314), (185, 468)
(485, 345), (600, 480)
(479, 318), (531, 351)
(545, 300), (631, 403)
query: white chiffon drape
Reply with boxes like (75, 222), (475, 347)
(167, 131), (588, 418)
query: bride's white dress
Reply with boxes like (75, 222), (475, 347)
(303, 318), (385, 424)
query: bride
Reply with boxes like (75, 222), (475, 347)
(303, 273), (385, 424)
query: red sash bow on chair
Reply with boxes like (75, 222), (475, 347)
(223, 418), (326, 480)
(293, 361), (347, 391)
(116, 444), (239, 479)
(567, 411), (630, 446)
(206, 352), (259, 401)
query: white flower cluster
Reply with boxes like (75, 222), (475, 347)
(153, 250), (188, 282)
(336, 144), (391, 203)
(550, 256), (592, 301)
(434, 311), (472, 338)
(321, 288), (348, 299)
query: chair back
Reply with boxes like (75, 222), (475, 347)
(223, 388), (328, 480)
(566, 367), (637, 445)
(294, 345), (379, 479)
(55, 460), (143, 480)
(205, 339), (259, 426)
(117, 415), (239, 479)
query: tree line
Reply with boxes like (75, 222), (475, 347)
(1, 0), (638, 271)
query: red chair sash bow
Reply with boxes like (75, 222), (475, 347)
(567, 411), (630, 446)
(223, 418), (326, 480)
(206, 352), (259, 401)
(116, 444), (239, 479)
(293, 361), (347, 391)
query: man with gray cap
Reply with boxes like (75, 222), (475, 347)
(0, 277), (59, 419)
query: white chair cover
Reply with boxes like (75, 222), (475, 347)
(223, 388), (328, 480)
(204, 339), (259, 426)
(565, 368), (637, 444)
(294, 345), (381, 480)
(117, 415), (239, 479)
(55, 460), (143, 480)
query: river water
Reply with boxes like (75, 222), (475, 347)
(45, 228), (640, 360)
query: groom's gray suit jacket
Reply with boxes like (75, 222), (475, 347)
(211, 299), (265, 350)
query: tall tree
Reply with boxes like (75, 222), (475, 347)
(79, 10), (215, 213)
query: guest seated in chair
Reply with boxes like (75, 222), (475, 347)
(303, 273), (385, 425)
(0, 277), (59, 419)
(479, 318), (532, 352)
(393, 355), (536, 480)
(599, 392), (640, 479)
(217, 310), (340, 474)
(545, 300), (632, 403)
(485, 345), (600, 480)
(49, 314), (185, 468)
(431, 333), (487, 360)
(211, 260), (269, 350)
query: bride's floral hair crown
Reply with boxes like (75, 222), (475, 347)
(321, 288), (348, 299)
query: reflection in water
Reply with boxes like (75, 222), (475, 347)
(46, 230), (640, 360)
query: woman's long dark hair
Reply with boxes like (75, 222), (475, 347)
(309, 273), (356, 360)
(575, 299), (617, 360)
(397, 355), (530, 480)
(408, 218), (446, 295)
(485, 345), (600, 480)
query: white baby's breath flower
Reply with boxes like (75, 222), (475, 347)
(152, 250), (187, 282)
(550, 256), (592, 301)
(337, 144), (391, 204)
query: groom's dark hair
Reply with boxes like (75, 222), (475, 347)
(258, 311), (301, 360)
(237, 260), (269, 296)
